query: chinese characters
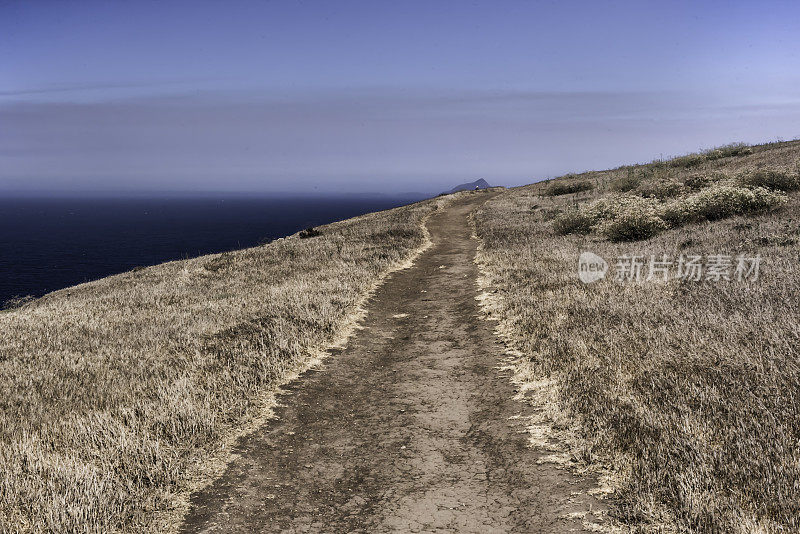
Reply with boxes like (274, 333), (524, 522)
(612, 254), (761, 282)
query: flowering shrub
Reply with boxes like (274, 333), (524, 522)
(554, 194), (667, 241)
(683, 185), (786, 220)
(660, 185), (787, 224)
(638, 180), (684, 199)
(658, 199), (693, 226)
(737, 169), (800, 192)
(553, 185), (787, 239)
(580, 196), (623, 221)
(594, 196), (667, 241)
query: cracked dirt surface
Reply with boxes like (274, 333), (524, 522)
(180, 192), (605, 533)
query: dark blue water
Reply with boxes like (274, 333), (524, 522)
(0, 194), (425, 305)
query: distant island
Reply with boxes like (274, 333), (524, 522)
(445, 178), (491, 194)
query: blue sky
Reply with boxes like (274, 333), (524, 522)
(2, 0), (799, 194)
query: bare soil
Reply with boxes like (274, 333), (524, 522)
(180, 193), (604, 533)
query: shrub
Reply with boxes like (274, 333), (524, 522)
(610, 170), (641, 192)
(544, 181), (594, 196)
(553, 209), (594, 235)
(737, 169), (800, 192)
(594, 196), (667, 241)
(553, 183), (786, 240)
(674, 185), (786, 221)
(540, 207), (562, 221)
(299, 227), (321, 238)
(669, 153), (706, 168)
(554, 194), (667, 241)
(668, 144), (752, 170)
(683, 173), (711, 190)
(659, 199), (693, 227)
(597, 212), (667, 242)
(473, 168), (800, 531)
(580, 196), (620, 221)
(638, 180), (684, 199)
(204, 252), (234, 272)
(705, 143), (753, 160)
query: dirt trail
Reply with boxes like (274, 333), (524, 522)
(181, 193), (604, 533)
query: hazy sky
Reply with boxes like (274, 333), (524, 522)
(2, 0), (800, 194)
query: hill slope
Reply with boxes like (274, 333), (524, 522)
(0, 194), (456, 532)
(473, 139), (800, 532)
(447, 178), (491, 193)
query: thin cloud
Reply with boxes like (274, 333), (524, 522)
(2, 89), (799, 194)
(0, 78), (226, 98)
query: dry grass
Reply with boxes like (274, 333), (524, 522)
(544, 179), (595, 197)
(474, 139), (800, 532)
(0, 194), (454, 533)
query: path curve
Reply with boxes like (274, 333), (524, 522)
(181, 193), (603, 533)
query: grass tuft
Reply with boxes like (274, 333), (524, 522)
(637, 180), (684, 199)
(737, 168), (800, 192)
(552, 209), (594, 235)
(543, 180), (594, 196)
(1, 295), (35, 310)
(609, 170), (642, 192)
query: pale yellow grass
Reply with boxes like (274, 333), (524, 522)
(474, 140), (800, 532)
(0, 194), (455, 533)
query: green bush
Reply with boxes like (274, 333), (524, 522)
(544, 181), (594, 196)
(737, 169), (800, 191)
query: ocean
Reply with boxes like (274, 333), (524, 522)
(0, 194), (426, 305)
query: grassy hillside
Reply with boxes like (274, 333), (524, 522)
(0, 194), (455, 533)
(474, 140), (800, 532)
